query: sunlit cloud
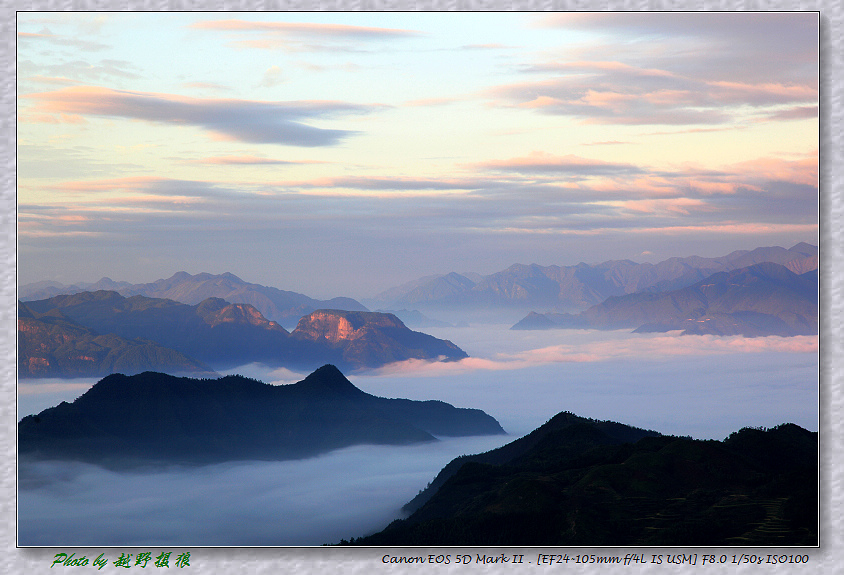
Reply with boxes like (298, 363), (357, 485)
(18, 382), (96, 396)
(24, 86), (383, 146)
(47, 176), (227, 198)
(619, 197), (710, 215)
(726, 156), (818, 188)
(191, 19), (422, 52)
(192, 20), (422, 39)
(17, 27), (110, 52)
(369, 333), (818, 377)
(626, 223), (818, 236)
(487, 17), (816, 127)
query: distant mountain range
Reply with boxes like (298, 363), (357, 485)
(19, 292), (467, 377)
(369, 243), (818, 314)
(20, 243), (817, 325)
(18, 365), (505, 467)
(19, 271), (369, 329)
(512, 262), (818, 336)
(348, 411), (817, 546)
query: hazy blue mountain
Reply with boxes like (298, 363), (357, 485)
(20, 271), (369, 329)
(17, 302), (214, 379)
(349, 412), (817, 546)
(512, 262), (818, 336)
(17, 278), (134, 301)
(18, 365), (505, 467)
(21, 292), (468, 374)
(372, 244), (818, 314)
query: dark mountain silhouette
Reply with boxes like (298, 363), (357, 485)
(18, 365), (505, 467)
(371, 244), (817, 314)
(512, 262), (818, 336)
(17, 303), (214, 379)
(20, 292), (468, 375)
(349, 412), (817, 546)
(19, 271), (369, 329)
(402, 411), (661, 515)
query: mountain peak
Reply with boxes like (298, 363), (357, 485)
(293, 364), (367, 400)
(788, 242), (817, 255)
(168, 271), (192, 281)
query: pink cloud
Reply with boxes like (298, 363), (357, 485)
(706, 80), (817, 104)
(621, 197), (709, 215)
(191, 20), (421, 39)
(728, 156), (817, 187)
(517, 95), (565, 109)
(627, 223), (817, 236)
(50, 176), (166, 195)
(367, 333), (818, 377)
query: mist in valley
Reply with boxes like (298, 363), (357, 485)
(17, 325), (818, 546)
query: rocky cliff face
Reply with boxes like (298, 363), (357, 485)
(20, 296), (468, 376)
(293, 310), (405, 343)
(291, 309), (468, 369)
(195, 298), (288, 331)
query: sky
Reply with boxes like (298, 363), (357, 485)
(17, 12), (819, 299)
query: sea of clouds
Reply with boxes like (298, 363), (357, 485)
(17, 326), (818, 546)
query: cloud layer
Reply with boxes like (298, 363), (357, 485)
(25, 86), (381, 146)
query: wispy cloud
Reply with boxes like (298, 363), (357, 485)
(24, 86), (384, 146)
(473, 152), (644, 177)
(760, 105), (819, 122)
(192, 20), (422, 39)
(192, 155), (327, 166)
(191, 19), (422, 52)
(259, 65), (284, 88)
(277, 176), (487, 193)
(47, 176), (228, 198)
(487, 13), (817, 127)
(18, 58), (142, 84)
(488, 70), (815, 126)
(18, 27), (110, 52)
